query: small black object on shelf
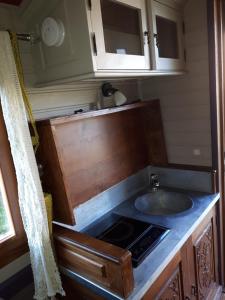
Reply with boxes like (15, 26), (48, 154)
(74, 109), (83, 114)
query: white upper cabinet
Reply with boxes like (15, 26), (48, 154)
(147, 0), (185, 71)
(90, 0), (150, 70)
(29, 0), (186, 85)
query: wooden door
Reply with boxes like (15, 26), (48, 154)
(142, 252), (184, 300)
(148, 0), (185, 71)
(157, 267), (183, 300)
(90, 0), (150, 70)
(191, 206), (220, 300)
(193, 221), (216, 299)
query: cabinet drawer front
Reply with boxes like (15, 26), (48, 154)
(54, 225), (134, 298)
(57, 244), (107, 282)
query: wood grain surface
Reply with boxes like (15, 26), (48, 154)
(37, 100), (168, 224)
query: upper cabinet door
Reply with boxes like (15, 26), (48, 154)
(90, 0), (150, 70)
(150, 1), (185, 71)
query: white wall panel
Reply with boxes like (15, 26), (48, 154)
(141, 0), (211, 166)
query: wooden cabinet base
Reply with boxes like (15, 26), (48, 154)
(54, 204), (221, 300)
(142, 204), (221, 300)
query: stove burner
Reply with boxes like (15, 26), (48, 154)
(98, 220), (134, 243)
(95, 215), (169, 267)
(96, 216), (151, 249)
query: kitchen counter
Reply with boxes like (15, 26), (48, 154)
(62, 186), (220, 300)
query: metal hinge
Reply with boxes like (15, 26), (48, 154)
(182, 21), (185, 35)
(191, 285), (198, 297)
(87, 0), (92, 10)
(92, 33), (97, 55)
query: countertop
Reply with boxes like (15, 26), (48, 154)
(62, 186), (220, 300)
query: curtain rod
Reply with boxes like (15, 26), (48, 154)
(16, 33), (39, 43)
(16, 33), (33, 42)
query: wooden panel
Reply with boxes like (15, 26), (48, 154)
(141, 100), (168, 165)
(37, 101), (168, 224)
(191, 205), (220, 300)
(54, 224), (134, 298)
(61, 274), (105, 300)
(142, 252), (183, 299)
(193, 221), (215, 299)
(180, 237), (198, 300)
(142, 0), (212, 167)
(36, 123), (74, 224)
(157, 268), (183, 300)
(57, 244), (107, 281)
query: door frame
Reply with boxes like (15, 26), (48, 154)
(207, 0), (225, 286)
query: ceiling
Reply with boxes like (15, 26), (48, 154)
(0, 0), (23, 6)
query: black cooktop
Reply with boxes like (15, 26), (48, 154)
(93, 214), (169, 267)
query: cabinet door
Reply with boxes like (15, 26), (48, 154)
(142, 252), (184, 300)
(193, 221), (216, 300)
(157, 267), (183, 300)
(90, 0), (150, 70)
(149, 1), (185, 70)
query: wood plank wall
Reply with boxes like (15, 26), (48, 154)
(0, 0), (211, 167)
(141, 0), (212, 166)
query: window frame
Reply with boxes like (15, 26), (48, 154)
(0, 108), (27, 268)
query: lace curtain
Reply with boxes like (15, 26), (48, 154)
(0, 31), (64, 299)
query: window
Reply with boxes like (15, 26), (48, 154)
(0, 107), (27, 267)
(0, 170), (15, 241)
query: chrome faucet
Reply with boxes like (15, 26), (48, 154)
(151, 174), (160, 192)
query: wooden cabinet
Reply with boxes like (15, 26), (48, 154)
(30, 0), (185, 85)
(143, 205), (220, 300)
(53, 202), (220, 299)
(147, 0), (185, 71)
(90, 0), (150, 70)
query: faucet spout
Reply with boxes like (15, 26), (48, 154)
(151, 174), (160, 192)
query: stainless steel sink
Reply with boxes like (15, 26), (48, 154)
(135, 190), (193, 216)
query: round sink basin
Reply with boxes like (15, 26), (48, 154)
(135, 190), (193, 216)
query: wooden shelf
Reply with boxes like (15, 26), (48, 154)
(40, 101), (156, 126)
